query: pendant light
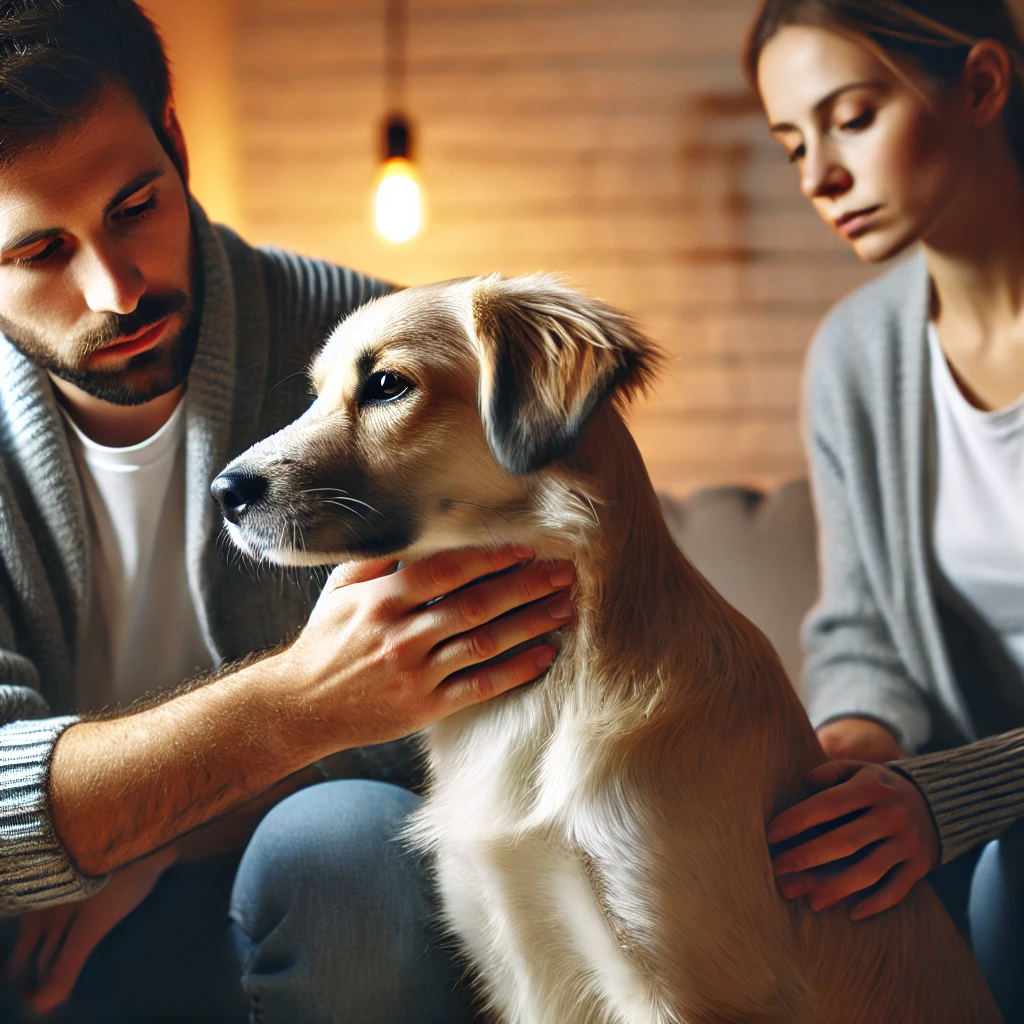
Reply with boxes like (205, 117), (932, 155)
(375, 0), (422, 244)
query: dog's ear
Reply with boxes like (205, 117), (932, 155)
(470, 273), (661, 474)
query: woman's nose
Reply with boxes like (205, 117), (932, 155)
(800, 144), (853, 202)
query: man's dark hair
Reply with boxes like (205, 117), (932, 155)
(0, 0), (178, 170)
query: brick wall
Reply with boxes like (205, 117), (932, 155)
(159, 0), (894, 496)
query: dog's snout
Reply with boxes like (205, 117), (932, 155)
(211, 472), (268, 521)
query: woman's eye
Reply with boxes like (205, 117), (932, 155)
(787, 144), (806, 164)
(840, 110), (874, 132)
(360, 370), (412, 405)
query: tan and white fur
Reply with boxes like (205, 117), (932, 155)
(215, 274), (1001, 1023)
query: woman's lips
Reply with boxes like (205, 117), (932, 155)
(88, 316), (172, 367)
(834, 206), (882, 239)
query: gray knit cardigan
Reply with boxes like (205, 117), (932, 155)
(0, 204), (388, 913)
(804, 251), (1024, 862)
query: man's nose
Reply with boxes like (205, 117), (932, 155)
(80, 241), (146, 316)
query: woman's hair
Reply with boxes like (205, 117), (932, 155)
(744, 0), (1024, 171)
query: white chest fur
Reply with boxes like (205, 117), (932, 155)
(410, 690), (671, 1024)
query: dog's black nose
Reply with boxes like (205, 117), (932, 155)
(211, 472), (268, 521)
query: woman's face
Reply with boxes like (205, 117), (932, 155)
(758, 25), (971, 263)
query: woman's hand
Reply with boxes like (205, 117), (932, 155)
(816, 717), (904, 762)
(767, 760), (940, 920)
(5, 846), (178, 1015)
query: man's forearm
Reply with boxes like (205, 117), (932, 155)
(48, 650), (333, 876)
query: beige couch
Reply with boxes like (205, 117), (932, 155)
(659, 481), (818, 691)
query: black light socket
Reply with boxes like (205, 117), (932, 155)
(384, 115), (412, 160)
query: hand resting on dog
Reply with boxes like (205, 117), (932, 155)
(768, 759), (940, 920)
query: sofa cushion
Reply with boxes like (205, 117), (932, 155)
(658, 481), (818, 691)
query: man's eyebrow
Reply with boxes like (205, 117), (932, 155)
(0, 167), (167, 253)
(769, 80), (884, 134)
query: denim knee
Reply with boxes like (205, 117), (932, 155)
(969, 819), (1024, 1024)
(230, 779), (473, 1024)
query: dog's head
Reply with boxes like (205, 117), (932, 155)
(213, 273), (659, 565)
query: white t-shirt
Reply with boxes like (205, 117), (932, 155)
(930, 323), (1024, 675)
(61, 396), (214, 712)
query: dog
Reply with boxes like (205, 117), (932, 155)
(212, 274), (1001, 1023)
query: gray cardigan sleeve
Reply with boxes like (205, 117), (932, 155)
(0, 706), (108, 912)
(0, 649), (108, 913)
(800, 328), (932, 753)
(894, 730), (1024, 863)
(0, 650), (106, 914)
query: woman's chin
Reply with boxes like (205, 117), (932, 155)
(849, 226), (920, 265)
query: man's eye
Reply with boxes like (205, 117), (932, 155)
(12, 238), (63, 265)
(359, 371), (412, 405)
(120, 194), (157, 219)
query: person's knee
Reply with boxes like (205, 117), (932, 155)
(230, 779), (422, 944)
(970, 823), (1024, 1024)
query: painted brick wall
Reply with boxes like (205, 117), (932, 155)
(234, 0), (883, 496)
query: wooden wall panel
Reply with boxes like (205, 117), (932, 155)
(235, 0), (882, 495)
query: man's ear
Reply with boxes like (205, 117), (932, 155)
(163, 100), (191, 187)
(470, 273), (661, 475)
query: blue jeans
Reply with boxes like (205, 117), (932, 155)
(0, 780), (475, 1023)
(969, 818), (1024, 1024)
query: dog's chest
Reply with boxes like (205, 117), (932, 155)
(411, 703), (670, 1023)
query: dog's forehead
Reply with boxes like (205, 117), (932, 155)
(311, 283), (475, 395)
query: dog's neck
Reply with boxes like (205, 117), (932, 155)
(530, 404), (715, 682)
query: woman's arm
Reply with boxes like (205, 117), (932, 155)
(801, 332), (932, 753)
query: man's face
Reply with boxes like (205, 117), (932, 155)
(0, 82), (196, 406)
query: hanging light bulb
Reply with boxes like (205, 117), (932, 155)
(375, 0), (422, 245)
(375, 114), (421, 244)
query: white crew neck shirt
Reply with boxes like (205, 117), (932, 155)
(61, 396), (213, 711)
(929, 323), (1024, 676)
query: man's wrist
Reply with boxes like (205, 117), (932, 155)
(48, 649), (336, 876)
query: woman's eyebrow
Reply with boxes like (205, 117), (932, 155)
(769, 79), (885, 134)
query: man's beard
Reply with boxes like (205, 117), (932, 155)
(0, 259), (202, 407)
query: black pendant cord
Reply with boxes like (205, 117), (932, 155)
(383, 0), (411, 160)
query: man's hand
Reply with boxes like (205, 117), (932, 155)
(277, 546), (575, 744)
(767, 760), (940, 920)
(50, 544), (575, 876)
(816, 717), (904, 762)
(5, 847), (177, 1015)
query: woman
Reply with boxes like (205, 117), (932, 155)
(747, 0), (1024, 1016)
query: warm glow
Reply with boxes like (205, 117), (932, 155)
(375, 157), (422, 244)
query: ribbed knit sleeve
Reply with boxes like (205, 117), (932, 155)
(893, 728), (1024, 864)
(0, 716), (108, 913)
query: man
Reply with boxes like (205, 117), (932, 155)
(0, 2), (576, 1021)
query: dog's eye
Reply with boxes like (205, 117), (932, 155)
(360, 371), (411, 405)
